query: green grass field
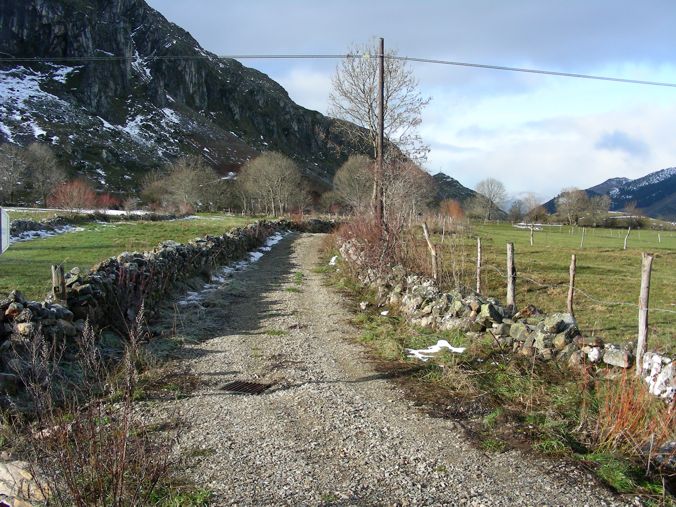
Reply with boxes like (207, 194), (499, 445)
(0, 213), (256, 300)
(431, 223), (675, 353)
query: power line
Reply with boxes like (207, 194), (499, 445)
(1, 52), (675, 88)
(391, 55), (676, 88)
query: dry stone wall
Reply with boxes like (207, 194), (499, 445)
(338, 239), (675, 402)
(0, 218), (335, 396)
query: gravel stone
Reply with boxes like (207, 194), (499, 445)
(141, 233), (631, 506)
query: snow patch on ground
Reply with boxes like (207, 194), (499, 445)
(0, 65), (77, 141)
(9, 225), (83, 244)
(405, 340), (466, 362)
(177, 231), (289, 307)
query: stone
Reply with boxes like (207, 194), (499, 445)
(498, 336), (514, 348)
(585, 346), (603, 363)
(539, 348), (554, 361)
(574, 335), (604, 348)
(479, 303), (502, 324)
(603, 346), (632, 368)
(56, 319), (77, 337)
(567, 350), (585, 370)
(4, 303), (23, 319)
(518, 346), (534, 357)
(15, 323), (36, 337)
(552, 332), (571, 350)
(533, 332), (554, 351)
(557, 343), (578, 364)
(543, 313), (576, 334)
(0, 461), (49, 504)
(509, 322), (532, 341)
(439, 317), (472, 332)
(642, 353), (675, 401)
(492, 322), (511, 336)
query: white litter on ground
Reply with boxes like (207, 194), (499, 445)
(329, 255), (338, 266)
(380, 310), (389, 316)
(405, 340), (466, 362)
(177, 231), (289, 307)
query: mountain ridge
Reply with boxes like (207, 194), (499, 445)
(543, 167), (676, 220)
(0, 0), (370, 192)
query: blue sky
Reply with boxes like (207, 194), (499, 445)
(146, 0), (676, 201)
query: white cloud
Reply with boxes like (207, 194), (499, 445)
(274, 67), (332, 113)
(428, 105), (676, 200)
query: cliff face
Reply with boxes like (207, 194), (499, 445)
(0, 0), (366, 191)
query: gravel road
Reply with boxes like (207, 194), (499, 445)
(144, 233), (631, 506)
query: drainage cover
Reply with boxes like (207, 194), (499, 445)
(222, 380), (274, 395)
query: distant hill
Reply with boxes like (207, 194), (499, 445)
(431, 172), (478, 204)
(543, 167), (676, 220)
(0, 0), (370, 193)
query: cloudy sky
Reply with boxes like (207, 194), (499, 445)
(146, 0), (676, 201)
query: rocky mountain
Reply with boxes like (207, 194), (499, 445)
(430, 172), (478, 204)
(543, 167), (676, 220)
(0, 0), (368, 193)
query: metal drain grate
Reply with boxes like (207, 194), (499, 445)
(222, 380), (274, 395)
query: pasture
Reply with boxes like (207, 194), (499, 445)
(432, 222), (675, 354)
(0, 212), (256, 300)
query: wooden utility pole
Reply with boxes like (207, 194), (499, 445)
(373, 37), (385, 227)
(506, 243), (516, 311)
(636, 252), (654, 376)
(567, 254), (576, 316)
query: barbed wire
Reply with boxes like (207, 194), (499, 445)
(480, 263), (676, 315)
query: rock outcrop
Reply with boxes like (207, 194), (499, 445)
(0, 0), (368, 190)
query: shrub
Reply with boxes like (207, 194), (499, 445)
(48, 179), (97, 211)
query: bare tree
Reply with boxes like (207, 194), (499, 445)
(332, 155), (373, 213)
(383, 161), (434, 230)
(0, 143), (27, 204)
(589, 194), (611, 226)
(24, 143), (66, 206)
(141, 156), (221, 213)
(474, 178), (507, 221)
(328, 40), (431, 162)
(237, 152), (306, 216)
(508, 200), (525, 223)
(522, 193), (541, 216)
(556, 187), (589, 225)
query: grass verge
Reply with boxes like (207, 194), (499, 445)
(320, 235), (675, 503)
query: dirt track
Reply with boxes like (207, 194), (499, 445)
(144, 233), (628, 506)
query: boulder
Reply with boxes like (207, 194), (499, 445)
(543, 313), (576, 334)
(509, 322), (532, 341)
(492, 322), (511, 336)
(479, 303), (503, 324)
(0, 460), (49, 505)
(603, 346), (632, 368)
(15, 323), (36, 337)
(533, 332), (554, 351)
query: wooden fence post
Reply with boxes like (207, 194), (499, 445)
(529, 224), (534, 246)
(567, 254), (576, 317)
(579, 227), (586, 249)
(636, 252), (654, 376)
(476, 237), (482, 294)
(421, 222), (438, 281)
(506, 242), (516, 311)
(624, 226), (631, 250)
(51, 264), (66, 304)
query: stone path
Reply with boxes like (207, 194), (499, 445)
(142, 233), (629, 506)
